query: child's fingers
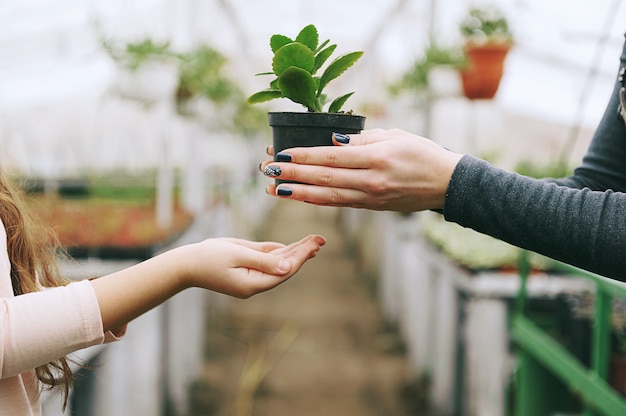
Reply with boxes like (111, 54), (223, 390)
(224, 238), (285, 253)
(269, 235), (326, 258)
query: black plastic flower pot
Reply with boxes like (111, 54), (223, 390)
(268, 111), (366, 184)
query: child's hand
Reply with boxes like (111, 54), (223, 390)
(183, 234), (326, 298)
(92, 234), (326, 332)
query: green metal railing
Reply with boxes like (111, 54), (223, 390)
(511, 251), (626, 416)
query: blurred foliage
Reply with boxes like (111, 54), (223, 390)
(390, 4), (514, 97)
(389, 42), (465, 96)
(514, 158), (573, 179)
(20, 171), (163, 203)
(422, 214), (551, 272)
(87, 173), (158, 202)
(101, 38), (177, 71)
(26, 194), (193, 252)
(459, 5), (514, 45)
(176, 46), (240, 107)
(175, 45), (268, 137)
(21, 171), (193, 254)
(101, 37), (267, 138)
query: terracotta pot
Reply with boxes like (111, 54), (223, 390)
(460, 43), (511, 100)
(268, 112), (366, 185)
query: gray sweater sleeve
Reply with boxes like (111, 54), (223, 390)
(443, 155), (626, 280)
(552, 36), (626, 191)
(442, 33), (626, 281)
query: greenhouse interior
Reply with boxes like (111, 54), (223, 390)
(2, 1), (626, 415)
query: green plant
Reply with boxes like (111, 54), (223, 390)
(102, 38), (176, 71)
(176, 46), (240, 107)
(247, 24), (364, 113)
(102, 37), (267, 137)
(514, 158), (573, 179)
(459, 6), (514, 45)
(422, 214), (551, 271)
(175, 45), (267, 136)
(389, 42), (465, 95)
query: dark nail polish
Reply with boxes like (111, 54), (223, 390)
(277, 187), (293, 196)
(265, 146), (271, 155)
(258, 162), (263, 172)
(333, 132), (350, 144)
(263, 165), (282, 177)
(276, 152), (292, 162)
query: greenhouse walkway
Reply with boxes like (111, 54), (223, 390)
(193, 200), (421, 416)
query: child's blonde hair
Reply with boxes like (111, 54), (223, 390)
(0, 172), (74, 406)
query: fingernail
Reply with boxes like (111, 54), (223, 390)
(265, 146), (271, 155)
(258, 162), (263, 172)
(277, 187), (293, 196)
(263, 165), (282, 177)
(333, 132), (350, 144)
(276, 152), (292, 162)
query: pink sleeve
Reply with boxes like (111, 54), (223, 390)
(0, 280), (109, 379)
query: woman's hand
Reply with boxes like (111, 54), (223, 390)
(261, 129), (463, 212)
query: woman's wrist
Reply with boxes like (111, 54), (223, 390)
(435, 151), (464, 210)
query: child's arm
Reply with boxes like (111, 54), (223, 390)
(0, 235), (324, 378)
(90, 234), (325, 332)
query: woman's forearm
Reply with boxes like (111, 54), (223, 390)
(444, 155), (626, 280)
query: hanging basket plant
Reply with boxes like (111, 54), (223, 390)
(102, 38), (180, 104)
(458, 6), (514, 100)
(388, 41), (466, 98)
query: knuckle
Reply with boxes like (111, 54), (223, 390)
(328, 188), (345, 204)
(317, 169), (334, 186)
(367, 177), (392, 199)
(323, 148), (339, 165)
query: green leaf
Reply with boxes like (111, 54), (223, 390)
(295, 24), (319, 51)
(247, 89), (283, 104)
(328, 92), (354, 113)
(318, 51), (363, 95)
(278, 67), (319, 111)
(272, 43), (315, 76)
(315, 39), (330, 54)
(254, 71), (274, 76)
(313, 44), (336, 73)
(270, 35), (292, 53)
(248, 25), (363, 112)
(318, 93), (328, 108)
